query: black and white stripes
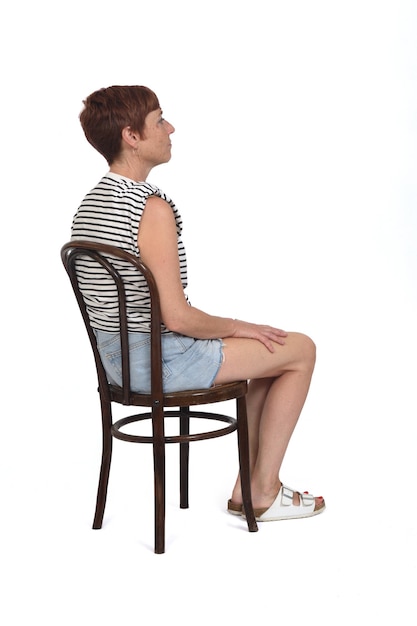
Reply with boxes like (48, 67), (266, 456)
(71, 172), (188, 332)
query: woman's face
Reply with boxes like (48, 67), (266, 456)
(139, 108), (175, 167)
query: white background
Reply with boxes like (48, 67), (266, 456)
(1, 1), (416, 624)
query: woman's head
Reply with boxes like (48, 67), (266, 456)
(79, 85), (160, 165)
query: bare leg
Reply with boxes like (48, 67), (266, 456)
(240, 378), (275, 474)
(214, 332), (324, 511)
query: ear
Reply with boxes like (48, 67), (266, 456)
(121, 126), (140, 148)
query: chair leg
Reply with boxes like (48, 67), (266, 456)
(179, 407), (190, 509)
(93, 401), (113, 529)
(152, 405), (166, 554)
(236, 396), (258, 533)
(153, 442), (166, 553)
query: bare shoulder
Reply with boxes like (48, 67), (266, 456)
(144, 194), (173, 217)
(139, 194), (177, 248)
(140, 195), (176, 239)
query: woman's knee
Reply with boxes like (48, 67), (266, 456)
(291, 332), (316, 371)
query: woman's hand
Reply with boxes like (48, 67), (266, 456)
(231, 320), (288, 352)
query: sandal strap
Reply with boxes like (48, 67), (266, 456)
(300, 492), (315, 507)
(281, 484), (315, 507)
(281, 485), (295, 506)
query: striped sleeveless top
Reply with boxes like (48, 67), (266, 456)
(70, 172), (188, 332)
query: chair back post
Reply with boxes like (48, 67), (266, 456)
(61, 241), (168, 552)
(138, 258), (166, 553)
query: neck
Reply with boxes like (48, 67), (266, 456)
(110, 157), (151, 182)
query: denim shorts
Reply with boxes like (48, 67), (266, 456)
(94, 330), (224, 394)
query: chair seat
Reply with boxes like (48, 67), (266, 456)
(109, 379), (248, 407)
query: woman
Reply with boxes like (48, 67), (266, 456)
(72, 85), (325, 522)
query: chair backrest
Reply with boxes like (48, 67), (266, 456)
(61, 240), (164, 406)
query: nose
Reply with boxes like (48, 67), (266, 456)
(165, 120), (175, 134)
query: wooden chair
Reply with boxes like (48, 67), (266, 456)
(61, 241), (258, 553)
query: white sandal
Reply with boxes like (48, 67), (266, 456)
(254, 484), (325, 522)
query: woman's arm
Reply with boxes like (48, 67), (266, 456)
(138, 196), (287, 351)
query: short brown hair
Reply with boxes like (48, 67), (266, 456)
(79, 85), (160, 165)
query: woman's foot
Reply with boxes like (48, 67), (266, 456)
(253, 484), (325, 521)
(228, 482), (325, 520)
